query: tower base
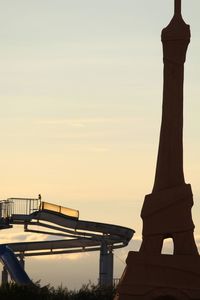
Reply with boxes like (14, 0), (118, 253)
(114, 252), (200, 300)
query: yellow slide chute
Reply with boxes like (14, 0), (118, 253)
(40, 202), (79, 219)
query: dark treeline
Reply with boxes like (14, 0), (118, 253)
(0, 282), (115, 300)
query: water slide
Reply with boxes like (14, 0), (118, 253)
(6, 210), (133, 257)
(0, 200), (134, 285)
(9, 206), (134, 255)
(0, 245), (32, 285)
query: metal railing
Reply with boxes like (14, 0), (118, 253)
(0, 197), (41, 218)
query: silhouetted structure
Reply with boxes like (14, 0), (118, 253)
(0, 198), (134, 287)
(114, 1), (200, 299)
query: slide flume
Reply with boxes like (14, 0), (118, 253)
(0, 200), (134, 286)
(0, 245), (32, 285)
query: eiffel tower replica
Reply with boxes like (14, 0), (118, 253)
(114, 1), (200, 299)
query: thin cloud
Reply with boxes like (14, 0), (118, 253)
(32, 252), (88, 261)
(87, 146), (110, 153)
(37, 117), (142, 127)
(0, 231), (50, 244)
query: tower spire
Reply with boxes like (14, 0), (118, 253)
(175, 0), (181, 16)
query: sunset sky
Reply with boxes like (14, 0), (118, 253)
(1, 0), (200, 288)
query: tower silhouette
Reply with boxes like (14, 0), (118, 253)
(114, 1), (200, 299)
(140, 0), (198, 257)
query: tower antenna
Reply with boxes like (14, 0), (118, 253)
(175, 0), (181, 16)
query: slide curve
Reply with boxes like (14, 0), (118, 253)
(0, 245), (32, 285)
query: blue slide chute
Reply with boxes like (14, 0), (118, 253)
(0, 245), (32, 285)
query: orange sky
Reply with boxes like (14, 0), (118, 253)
(1, 0), (200, 288)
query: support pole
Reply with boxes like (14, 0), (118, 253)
(19, 253), (25, 270)
(99, 243), (113, 287)
(1, 266), (8, 285)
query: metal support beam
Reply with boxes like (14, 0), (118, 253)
(99, 243), (113, 287)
